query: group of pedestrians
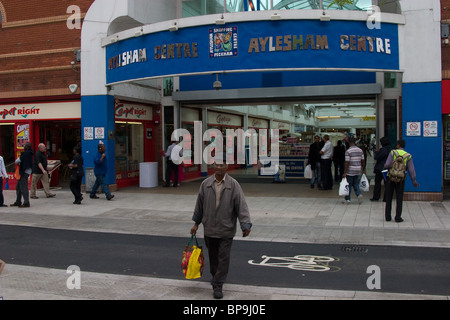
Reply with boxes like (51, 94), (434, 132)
(0, 142), (114, 208)
(308, 134), (419, 222)
(345, 135), (419, 223)
(308, 134), (336, 190)
(7, 142), (55, 208)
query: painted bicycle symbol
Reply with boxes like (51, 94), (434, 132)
(248, 255), (340, 272)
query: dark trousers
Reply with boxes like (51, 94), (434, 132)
(0, 177), (4, 206)
(204, 236), (233, 290)
(385, 178), (405, 220)
(15, 173), (30, 205)
(372, 171), (385, 201)
(333, 160), (344, 182)
(70, 176), (83, 202)
(165, 159), (179, 186)
(321, 158), (333, 190)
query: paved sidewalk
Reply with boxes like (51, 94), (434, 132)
(0, 181), (450, 300)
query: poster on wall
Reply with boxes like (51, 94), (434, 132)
(406, 122), (421, 136)
(423, 121), (438, 137)
(84, 127), (94, 140)
(15, 123), (30, 159)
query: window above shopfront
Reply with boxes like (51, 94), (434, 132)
(182, 0), (381, 17)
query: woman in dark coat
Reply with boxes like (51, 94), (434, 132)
(68, 146), (84, 204)
(370, 136), (391, 201)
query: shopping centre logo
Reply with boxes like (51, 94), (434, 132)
(209, 26), (238, 58)
(170, 121), (280, 175)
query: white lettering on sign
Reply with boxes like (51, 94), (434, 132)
(340, 35), (391, 54)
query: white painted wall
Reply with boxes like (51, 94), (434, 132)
(398, 0), (441, 83)
(81, 0), (177, 98)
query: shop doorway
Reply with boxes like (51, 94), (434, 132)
(35, 121), (82, 186)
(179, 98), (381, 182)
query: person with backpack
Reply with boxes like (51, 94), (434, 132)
(384, 139), (419, 223)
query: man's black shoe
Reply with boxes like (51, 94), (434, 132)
(395, 217), (404, 223)
(213, 290), (223, 299)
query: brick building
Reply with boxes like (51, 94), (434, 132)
(0, 0), (92, 188)
(1, 0), (163, 190)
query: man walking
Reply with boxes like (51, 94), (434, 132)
(384, 139), (419, 222)
(11, 142), (33, 208)
(190, 156), (252, 299)
(30, 143), (56, 199)
(90, 143), (114, 200)
(342, 136), (365, 204)
(320, 134), (334, 190)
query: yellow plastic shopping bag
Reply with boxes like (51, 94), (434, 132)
(181, 234), (204, 280)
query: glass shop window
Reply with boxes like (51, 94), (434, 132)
(115, 122), (144, 174)
(0, 124), (15, 172)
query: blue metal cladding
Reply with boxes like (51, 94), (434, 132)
(402, 82), (442, 193)
(105, 20), (399, 85)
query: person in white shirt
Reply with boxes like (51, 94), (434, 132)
(320, 134), (334, 190)
(161, 141), (182, 187)
(0, 155), (8, 207)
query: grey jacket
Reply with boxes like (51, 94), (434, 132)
(192, 174), (252, 238)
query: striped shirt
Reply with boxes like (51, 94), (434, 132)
(345, 146), (364, 176)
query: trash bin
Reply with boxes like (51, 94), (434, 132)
(139, 162), (158, 188)
(84, 167), (96, 192)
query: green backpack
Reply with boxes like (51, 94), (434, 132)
(388, 150), (410, 183)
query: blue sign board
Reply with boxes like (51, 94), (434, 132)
(106, 20), (399, 85)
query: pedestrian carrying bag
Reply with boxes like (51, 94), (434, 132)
(14, 165), (20, 180)
(339, 178), (350, 196)
(181, 234), (204, 280)
(359, 174), (370, 192)
(304, 164), (312, 179)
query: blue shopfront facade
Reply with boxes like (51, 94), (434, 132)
(81, 5), (442, 200)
